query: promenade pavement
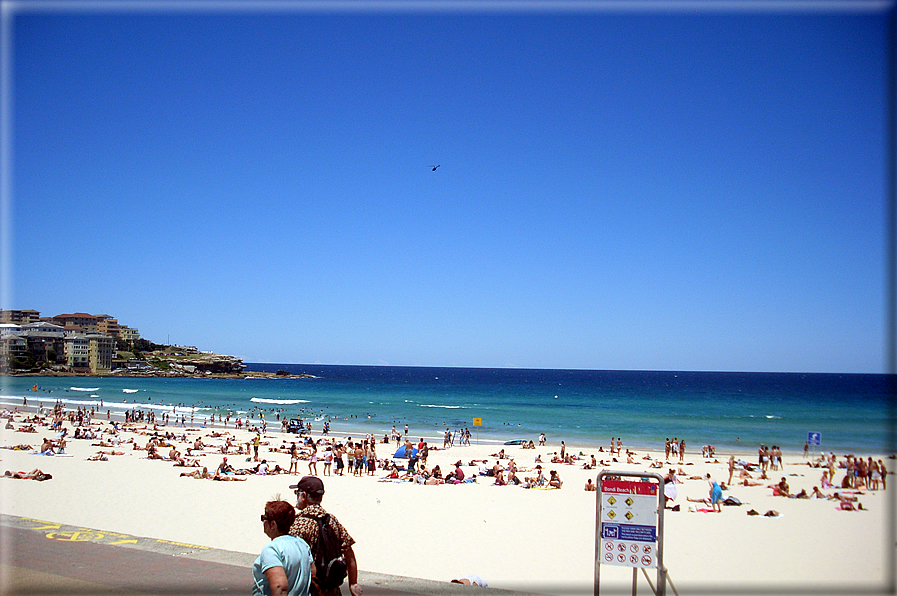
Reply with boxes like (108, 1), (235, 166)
(0, 515), (538, 596)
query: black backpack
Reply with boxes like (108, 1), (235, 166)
(304, 513), (348, 590)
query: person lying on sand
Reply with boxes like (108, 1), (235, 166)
(4, 469), (51, 481)
(523, 466), (545, 487)
(181, 467), (212, 479)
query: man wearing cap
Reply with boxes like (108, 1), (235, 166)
(289, 476), (362, 596)
(217, 457), (233, 475)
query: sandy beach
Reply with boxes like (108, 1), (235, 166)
(0, 407), (893, 596)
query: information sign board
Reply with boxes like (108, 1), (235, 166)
(598, 479), (659, 569)
(807, 431), (821, 446)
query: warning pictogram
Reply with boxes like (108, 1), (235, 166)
(642, 555), (652, 566)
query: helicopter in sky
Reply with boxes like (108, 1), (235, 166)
(430, 165), (440, 171)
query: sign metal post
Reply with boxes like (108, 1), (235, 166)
(595, 471), (665, 596)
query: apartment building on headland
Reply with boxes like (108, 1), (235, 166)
(0, 310), (138, 374)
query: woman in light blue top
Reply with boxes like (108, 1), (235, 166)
(253, 500), (313, 596)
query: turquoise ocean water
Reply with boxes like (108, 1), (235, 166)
(1, 366), (893, 456)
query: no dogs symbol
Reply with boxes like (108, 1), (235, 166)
(642, 555), (652, 566)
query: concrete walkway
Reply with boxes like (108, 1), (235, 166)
(0, 514), (541, 596)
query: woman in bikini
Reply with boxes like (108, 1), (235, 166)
(288, 443), (299, 475)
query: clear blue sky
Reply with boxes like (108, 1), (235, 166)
(5, 1), (891, 373)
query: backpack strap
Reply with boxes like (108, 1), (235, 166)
(299, 513), (330, 559)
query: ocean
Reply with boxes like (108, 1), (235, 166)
(1, 365), (893, 457)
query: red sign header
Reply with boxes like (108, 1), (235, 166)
(601, 480), (658, 496)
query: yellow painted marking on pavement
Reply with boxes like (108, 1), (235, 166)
(154, 539), (210, 550)
(21, 518), (62, 530)
(108, 539), (139, 545)
(45, 530), (105, 542)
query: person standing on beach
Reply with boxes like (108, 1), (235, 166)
(289, 444), (299, 476)
(290, 476), (362, 596)
(333, 444), (345, 476)
(707, 474), (723, 512)
(253, 433), (261, 462)
(253, 500), (313, 596)
(353, 444), (365, 477)
(308, 445), (318, 476)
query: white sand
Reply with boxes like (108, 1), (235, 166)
(0, 412), (893, 596)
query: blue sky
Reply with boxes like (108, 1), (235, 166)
(5, 1), (891, 373)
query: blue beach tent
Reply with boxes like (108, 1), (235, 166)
(393, 445), (419, 459)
